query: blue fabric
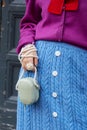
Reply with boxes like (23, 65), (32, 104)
(16, 40), (87, 130)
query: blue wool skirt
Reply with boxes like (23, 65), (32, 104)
(17, 40), (87, 130)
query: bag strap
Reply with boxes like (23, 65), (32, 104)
(15, 67), (39, 90)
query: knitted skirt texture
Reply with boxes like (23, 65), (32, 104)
(17, 40), (87, 130)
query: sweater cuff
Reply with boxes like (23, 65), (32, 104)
(16, 38), (35, 54)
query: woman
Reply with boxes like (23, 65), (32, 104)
(16, 0), (87, 130)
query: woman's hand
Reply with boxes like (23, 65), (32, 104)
(18, 44), (38, 71)
(21, 51), (38, 71)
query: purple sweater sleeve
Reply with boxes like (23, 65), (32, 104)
(16, 0), (41, 53)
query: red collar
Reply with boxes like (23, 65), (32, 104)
(48, 0), (79, 14)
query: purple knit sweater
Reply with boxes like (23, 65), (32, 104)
(16, 0), (87, 53)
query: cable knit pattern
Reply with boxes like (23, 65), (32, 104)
(17, 40), (87, 130)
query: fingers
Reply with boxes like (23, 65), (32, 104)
(26, 62), (34, 71)
(34, 58), (38, 66)
(33, 51), (38, 66)
(22, 57), (34, 71)
(20, 45), (38, 71)
(22, 57), (38, 71)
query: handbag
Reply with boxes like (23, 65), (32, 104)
(16, 67), (40, 105)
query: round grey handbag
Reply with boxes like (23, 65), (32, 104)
(16, 67), (40, 105)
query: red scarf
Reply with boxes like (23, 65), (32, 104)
(48, 0), (79, 14)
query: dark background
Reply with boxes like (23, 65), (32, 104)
(0, 0), (25, 129)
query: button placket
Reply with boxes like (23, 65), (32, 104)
(52, 70), (58, 118)
(51, 50), (61, 119)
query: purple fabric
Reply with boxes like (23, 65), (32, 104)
(16, 0), (87, 53)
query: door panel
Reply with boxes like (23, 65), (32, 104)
(0, 0), (25, 129)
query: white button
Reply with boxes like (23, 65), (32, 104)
(52, 71), (58, 76)
(55, 51), (61, 56)
(52, 112), (58, 118)
(52, 92), (58, 98)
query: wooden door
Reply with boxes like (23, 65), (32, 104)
(0, 0), (25, 129)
